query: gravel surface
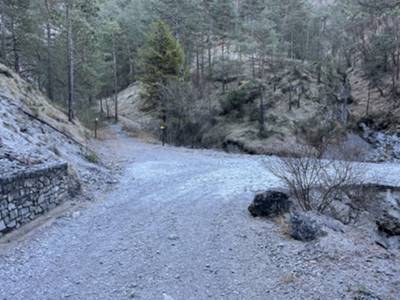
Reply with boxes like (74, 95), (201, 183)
(0, 125), (399, 300)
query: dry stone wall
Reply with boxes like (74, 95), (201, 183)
(0, 163), (69, 235)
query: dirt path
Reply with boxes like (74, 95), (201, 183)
(0, 125), (399, 300)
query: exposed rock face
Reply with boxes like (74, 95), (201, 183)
(248, 190), (291, 218)
(357, 187), (400, 237)
(360, 123), (400, 162)
(377, 208), (400, 236)
(290, 213), (325, 242)
(326, 199), (353, 225)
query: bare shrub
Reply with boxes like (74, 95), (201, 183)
(267, 143), (364, 213)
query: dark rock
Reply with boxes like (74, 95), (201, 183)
(376, 208), (400, 236)
(289, 213), (325, 242)
(0, 220), (6, 232)
(0, 67), (14, 79)
(248, 190), (291, 218)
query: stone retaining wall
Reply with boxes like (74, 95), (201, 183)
(0, 163), (69, 235)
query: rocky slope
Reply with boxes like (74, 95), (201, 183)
(112, 61), (400, 161)
(0, 64), (111, 189)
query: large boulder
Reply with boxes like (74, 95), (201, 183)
(248, 190), (291, 218)
(289, 213), (325, 242)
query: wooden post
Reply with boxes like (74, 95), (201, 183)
(161, 126), (165, 146)
(94, 118), (98, 139)
(66, 0), (74, 122)
(160, 113), (167, 146)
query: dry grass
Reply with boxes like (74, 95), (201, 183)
(280, 273), (297, 285)
(0, 63), (89, 145)
(119, 117), (158, 144)
(279, 221), (292, 239)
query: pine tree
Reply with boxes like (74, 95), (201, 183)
(139, 20), (185, 111)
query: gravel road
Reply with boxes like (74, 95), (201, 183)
(0, 126), (399, 300)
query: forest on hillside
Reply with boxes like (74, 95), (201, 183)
(2, 2), (400, 298)
(2, 0), (400, 150)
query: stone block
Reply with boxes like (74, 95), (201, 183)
(6, 220), (16, 229)
(0, 220), (6, 232)
(9, 210), (17, 220)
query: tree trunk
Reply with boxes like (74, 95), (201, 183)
(195, 46), (200, 86)
(397, 48), (400, 81)
(259, 86), (266, 137)
(0, 1), (6, 63)
(45, 0), (54, 101)
(383, 52), (388, 73)
(222, 41), (226, 94)
(305, 22), (310, 61)
(11, 16), (20, 73)
(297, 91), (301, 108)
(396, 18), (400, 81)
(340, 75), (351, 125)
(66, 0), (74, 122)
(200, 45), (205, 79)
(100, 98), (104, 115)
(106, 99), (110, 118)
(392, 52), (397, 94)
(317, 63), (322, 84)
(251, 21), (256, 79)
(290, 31), (294, 60)
(112, 32), (118, 122)
(251, 53), (256, 79)
(200, 44), (205, 95)
(126, 38), (134, 80)
(207, 35), (212, 78)
(366, 83), (371, 116)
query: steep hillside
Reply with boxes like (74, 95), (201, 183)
(203, 65), (333, 155)
(114, 83), (158, 142)
(110, 62), (379, 159)
(0, 64), (110, 187)
(105, 51), (400, 162)
(350, 69), (400, 131)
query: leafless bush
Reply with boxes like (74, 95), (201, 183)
(267, 143), (364, 213)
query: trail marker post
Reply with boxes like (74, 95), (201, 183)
(94, 118), (98, 139)
(160, 124), (166, 146)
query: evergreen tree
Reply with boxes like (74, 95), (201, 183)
(139, 20), (185, 112)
